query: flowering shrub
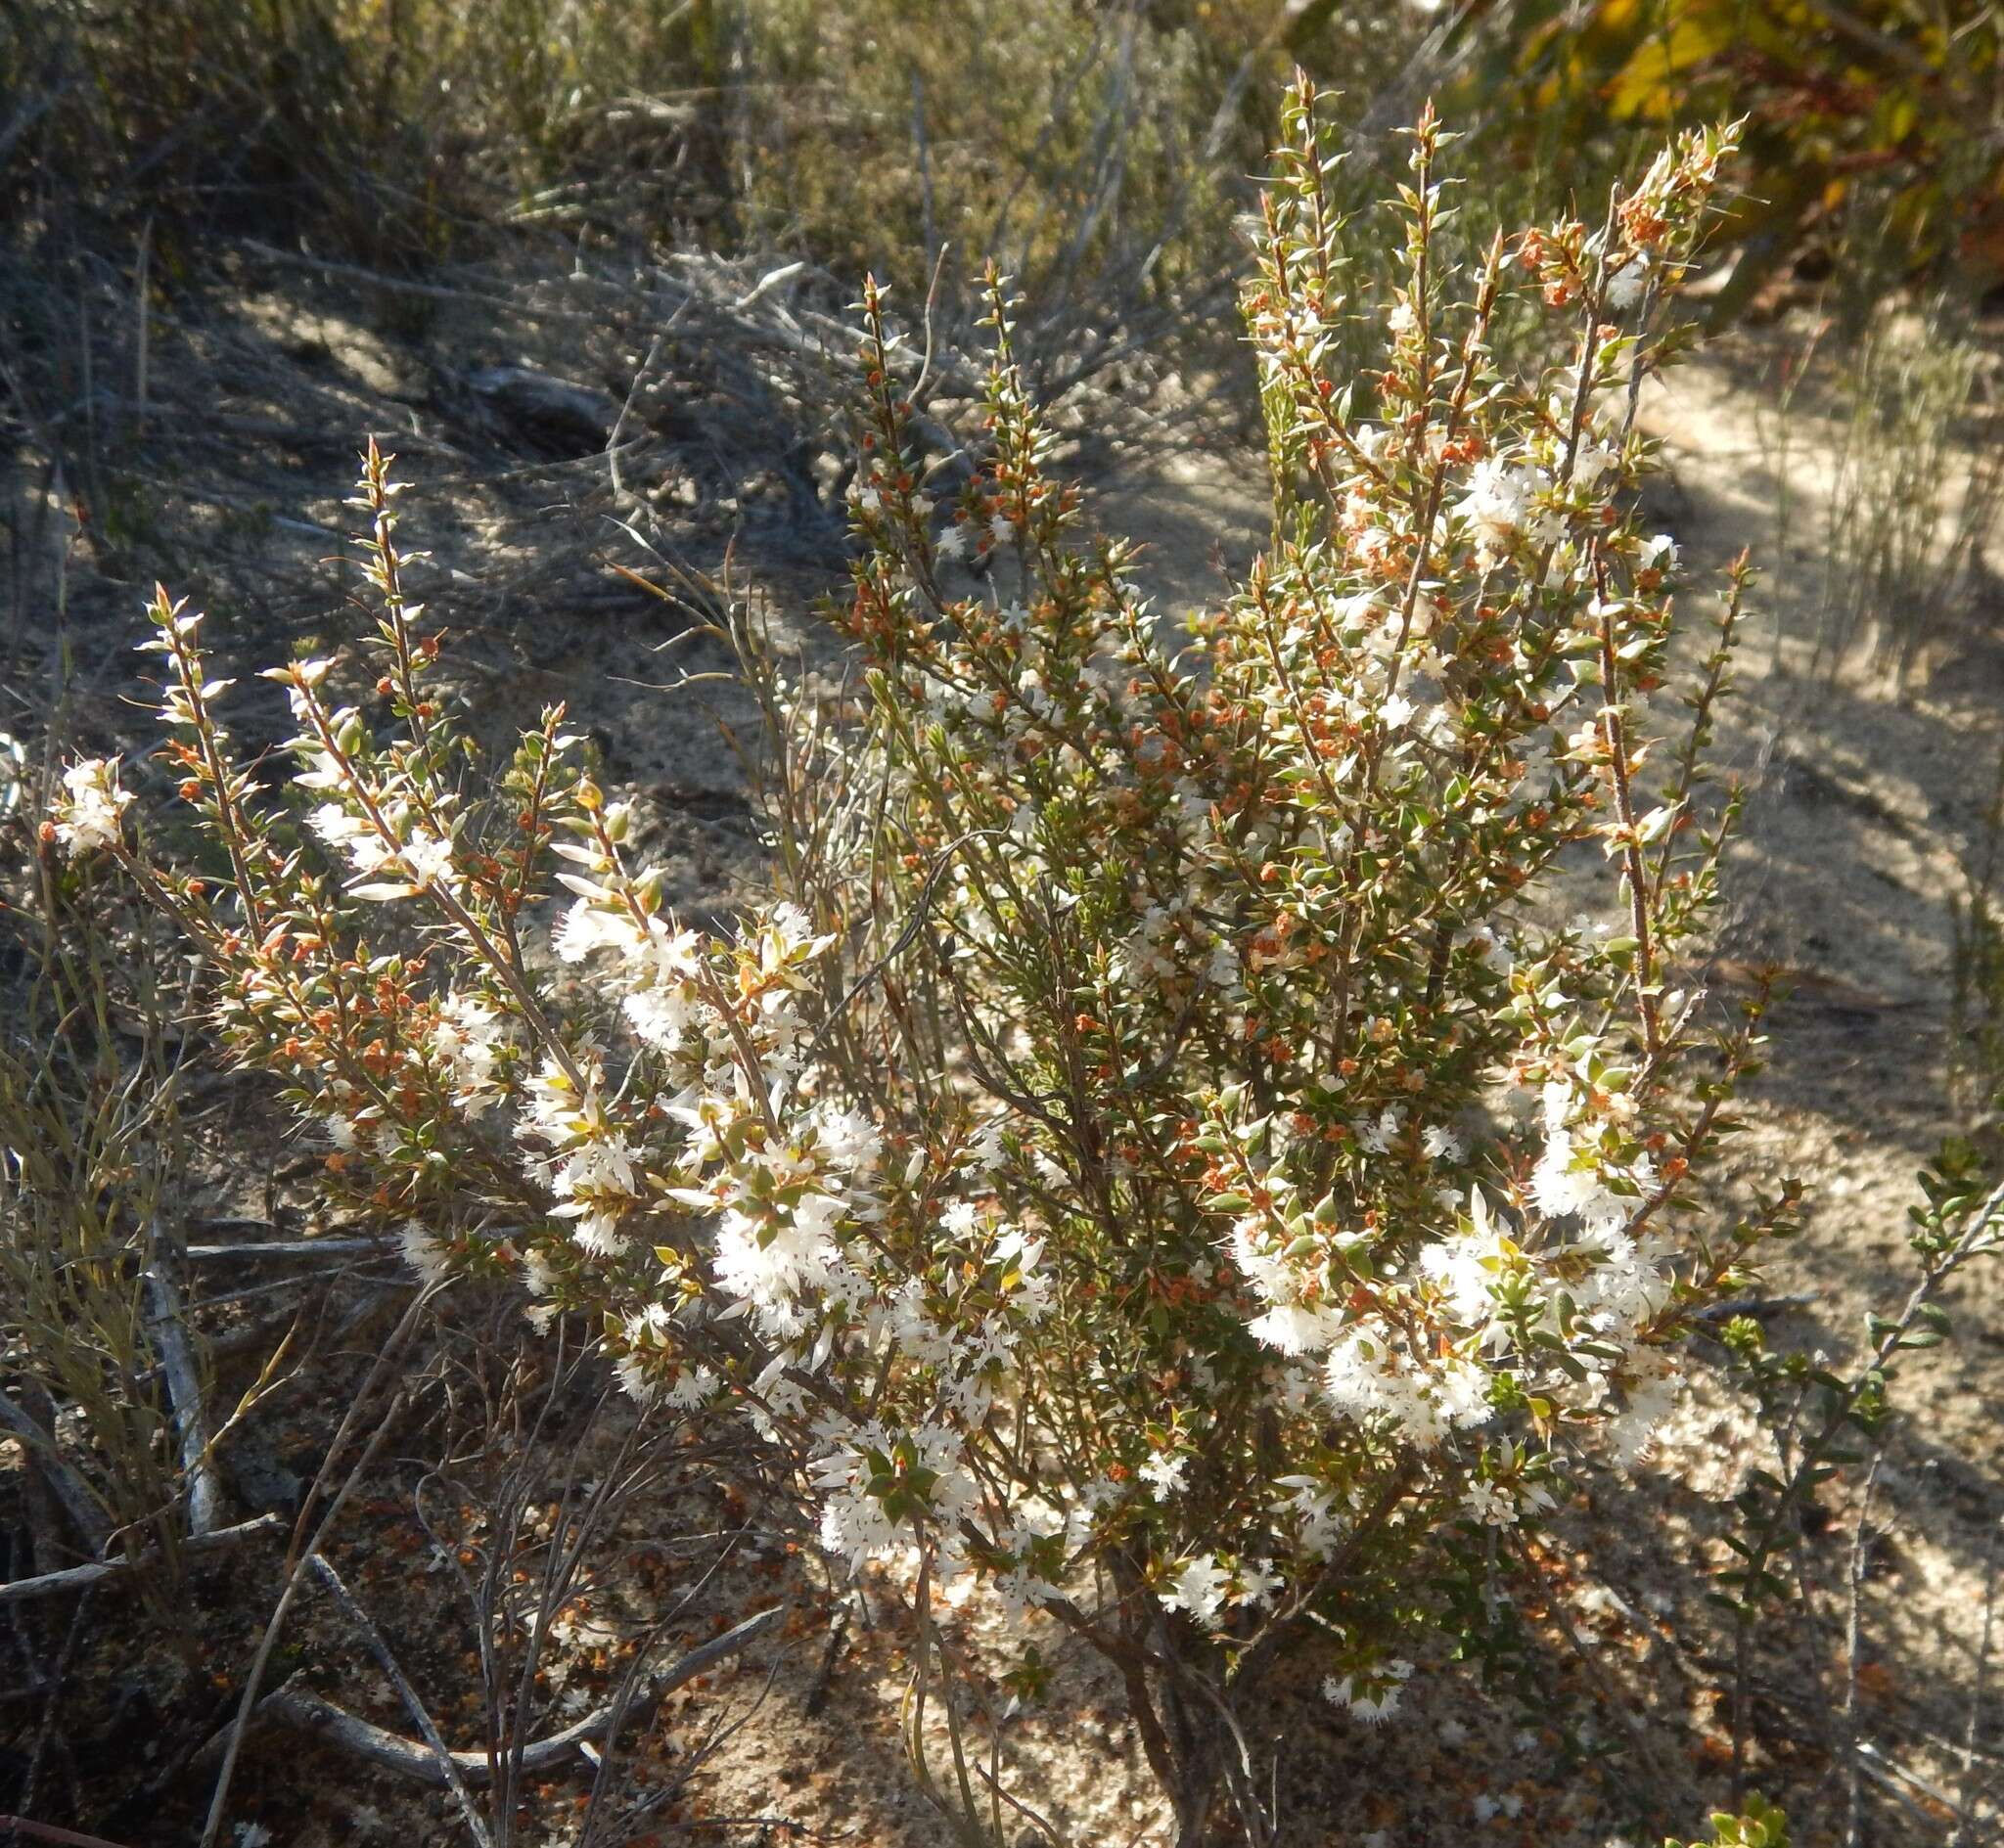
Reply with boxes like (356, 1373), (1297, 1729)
(66, 84), (1783, 1845)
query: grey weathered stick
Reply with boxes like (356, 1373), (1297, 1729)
(0, 1389), (109, 1558)
(1843, 1451), (1885, 1848)
(0, 1815), (142, 1848)
(1693, 1292), (1817, 1323)
(183, 1236), (398, 1261)
(0, 1513), (281, 1607)
(1949, 1515), (2004, 1848)
(307, 1555), (494, 1848)
(144, 1217), (224, 1535)
(249, 1603), (784, 1788)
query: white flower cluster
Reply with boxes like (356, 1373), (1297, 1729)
(1322, 1656), (1414, 1726)
(1158, 1551), (1284, 1631)
(51, 758), (131, 855)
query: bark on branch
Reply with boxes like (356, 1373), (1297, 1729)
(246, 1603), (785, 1788)
(0, 1513), (283, 1607)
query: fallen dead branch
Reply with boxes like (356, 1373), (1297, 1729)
(248, 1603), (785, 1789)
(0, 1817), (142, 1848)
(307, 1553), (495, 1848)
(0, 1512), (282, 1607)
(0, 1387), (110, 1559)
(143, 1216), (223, 1535)
(182, 1236), (397, 1261)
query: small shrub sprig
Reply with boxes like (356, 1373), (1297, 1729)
(62, 86), (1778, 1846)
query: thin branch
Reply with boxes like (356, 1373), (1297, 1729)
(183, 1237), (398, 1261)
(1950, 1514), (2004, 1848)
(1843, 1451), (1884, 1848)
(197, 1282), (445, 1848)
(308, 1554), (495, 1848)
(0, 1819), (141, 1848)
(0, 1513), (281, 1607)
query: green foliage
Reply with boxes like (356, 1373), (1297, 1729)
(1468, 0), (2004, 319)
(1668, 1792), (1791, 1848)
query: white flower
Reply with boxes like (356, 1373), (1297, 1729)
(1530, 1083), (1623, 1227)
(1247, 1302), (1344, 1356)
(615, 1353), (660, 1407)
(1322, 1658), (1412, 1725)
(665, 1366), (717, 1411)
(1237, 1558), (1283, 1609)
(1419, 1189), (1512, 1329)
(1160, 1554), (1230, 1629)
(1138, 1448), (1188, 1501)
(1463, 1478), (1519, 1526)
(553, 898), (641, 964)
(816, 1103), (885, 1175)
(400, 1220), (451, 1286)
(1605, 1348), (1679, 1467)
(308, 802), (374, 858)
(941, 1198), (979, 1240)
(1324, 1329), (1486, 1449)
(712, 1194), (845, 1319)
(1350, 1685), (1403, 1725)
(1357, 1104), (1405, 1156)
(400, 827), (456, 889)
(1421, 1124), (1466, 1165)
(1457, 459), (1537, 565)
(433, 993), (505, 1107)
(569, 1211), (629, 1258)
(624, 984), (699, 1052)
(1436, 1356), (1496, 1431)
(52, 758), (131, 854)
(1572, 436), (1620, 489)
